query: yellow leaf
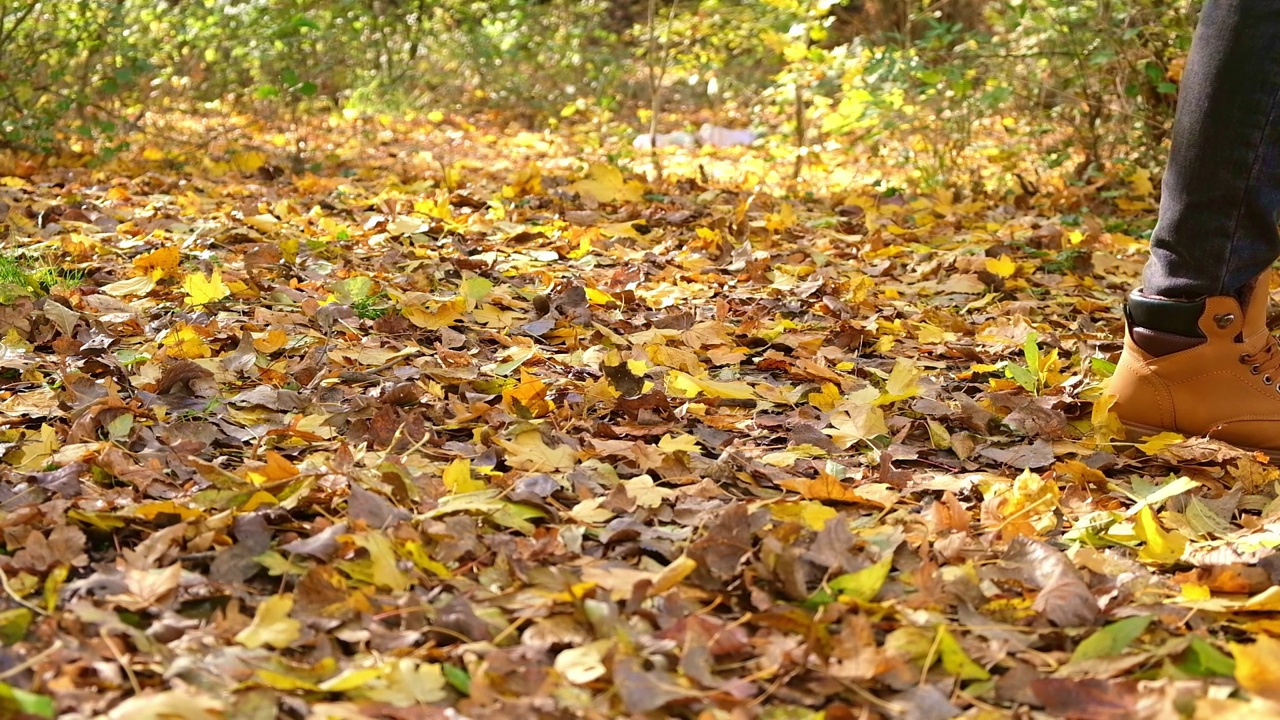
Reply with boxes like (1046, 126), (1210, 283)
(100, 275), (156, 298)
(657, 433), (701, 454)
(646, 344), (702, 374)
(132, 500), (203, 522)
(352, 659), (448, 705)
(936, 626), (991, 680)
(1134, 505), (1187, 565)
(500, 430), (577, 472)
(230, 150), (267, 174)
(1091, 391), (1126, 443)
(1232, 635), (1280, 702)
(566, 163), (645, 205)
(824, 387), (888, 449)
(808, 382), (841, 411)
(503, 370), (551, 418)
(1182, 583), (1211, 601)
(280, 237), (299, 263)
(254, 328), (289, 354)
(665, 370), (756, 400)
(240, 491), (279, 512)
(1136, 431), (1185, 455)
(142, 147), (166, 161)
(402, 297), (465, 329)
(585, 286), (617, 305)
(770, 500), (838, 531)
(243, 213), (279, 233)
(652, 555), (698, 594)
(133, 246), (181, 279)
(765, 202), (797, 231)
(984, 254), (1017, 279)
(879, 357), (922, 404)
(624, 475), (675, 509)
(555, 641), (611, 684)
(1128, 168), (1155, 198)
(779, 474), (860, 503)
(234, 594), (302, 649)
(181, 268), (231, 306)
(597, 222), (640, 239)
(104, 688), (226, 719)
(443, 457), (485, 494)
(567, 498), (615, 524)
(830, 556), (892, 603)
(349, 533), (412, 592)
(161, 322), (211, 359)
(318, 666), (385, 693)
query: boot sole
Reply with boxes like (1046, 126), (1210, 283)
(1123, 422), (1277, 461)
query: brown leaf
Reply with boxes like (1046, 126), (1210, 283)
(1030, 678), (1139, 719)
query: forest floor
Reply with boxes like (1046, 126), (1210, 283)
(0, 113), (1276, 720)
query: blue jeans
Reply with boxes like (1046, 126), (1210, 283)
(1143, 0), (1280, 300)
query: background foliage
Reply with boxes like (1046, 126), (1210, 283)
(1, 0), (1198, 185)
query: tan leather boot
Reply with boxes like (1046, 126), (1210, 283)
(1111, 269), (1280, 454)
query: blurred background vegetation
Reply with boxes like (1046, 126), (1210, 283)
(0, 0), (1196, 188)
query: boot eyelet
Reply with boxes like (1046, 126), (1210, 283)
(1253, 364), (1263, 375)
(1216, 313), (1237, 329)
(1265, 375), (1273, 385)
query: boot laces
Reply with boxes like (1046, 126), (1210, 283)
(1241, 335), (1280, 385)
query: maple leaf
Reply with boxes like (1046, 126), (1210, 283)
(1232, 636), (1280, 703)
(824, 387), (888, 448)
(566, 163), (645, 204)
(132, 246), (181, 279)
(984, 254), (1017, 279)
(181, 267), (231, 306)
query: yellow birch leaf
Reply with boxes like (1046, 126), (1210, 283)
(349, 533), (412, 592)
(657, 433), (701, 454)
(318, 667), (385, 693)
(443, 457), (485, 494)
(100, 275), (156, 298)
(771, 500), (838, 531)
(936, 626), (991, 680)
(234, 594), (302, 649)
(665, 370), (756, 400)
(652, 555), (698, 594)
(829, 556), (892, 603)
(1232, 635), (1280, 702)
(585, 286), (617, 305)
(1136, 431), (1185, 455)
(1134, 505), (1187, 565)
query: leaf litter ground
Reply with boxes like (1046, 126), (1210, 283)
(0, 115), (1278, 720)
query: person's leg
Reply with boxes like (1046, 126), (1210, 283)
(1112, 0), (1280, 454)
(1142, 0), (1280, 301)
